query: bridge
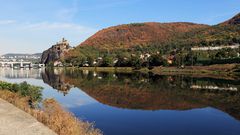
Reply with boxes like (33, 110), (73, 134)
(0, 61), (45, 68)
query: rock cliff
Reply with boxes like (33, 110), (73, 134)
(41, 38), (72, 65)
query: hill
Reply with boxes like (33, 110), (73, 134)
(80, 22), (208, 50)
(181, 13), (240, 46)
(57, 13), (240, 67)
(71, 13), (240, 52)
(221, 13), (240, 25)
(64, 22), (208, 61)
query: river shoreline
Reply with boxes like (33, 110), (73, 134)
(0, 81), (102, 135)
(58, 63), (240, 80)
(1, 67), (240, 135)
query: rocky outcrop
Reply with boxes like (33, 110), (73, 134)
(41, 38), (72, 65)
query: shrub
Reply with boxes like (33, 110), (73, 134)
(0, 81), (102, 135)
(0, 81), (43, 102)
(129, 23), (145, 27)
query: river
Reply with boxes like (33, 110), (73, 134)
(0, 68), (240, 135)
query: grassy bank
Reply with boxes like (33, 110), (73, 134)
(61, 64), (240, 76)
(66, 66), (133, 73)
(150, 64), (240, 75)
(0, 81), (102, 135)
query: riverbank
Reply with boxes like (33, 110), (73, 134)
(149, 64), (240, 80)
(63, 64), (240, 79)
(151, 64), (240, 74)
(0, 98), (56, 135)
(67, 66), (133, 73)
(0, 81), (102, 135)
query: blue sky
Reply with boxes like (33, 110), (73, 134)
(0, 0), (239, 55)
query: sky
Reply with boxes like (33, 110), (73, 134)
(0, 0), (239, 55)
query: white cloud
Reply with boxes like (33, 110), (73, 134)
(22, 22), (97, 45)
(0, 21), (97, 55)
(56, 0), (79, 21)
(79, 0), (142, 11)
(0, 20), (16, 25)
(24, 22), (95, 32)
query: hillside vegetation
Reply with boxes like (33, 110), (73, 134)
(62, 13), (240, 68)
(80, 22), (208, 49)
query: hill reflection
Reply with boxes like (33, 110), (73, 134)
(41, 68), (240, 120)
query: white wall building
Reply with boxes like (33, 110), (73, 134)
(191, 44), (240, 51)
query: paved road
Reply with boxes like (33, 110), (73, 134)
(0, 98), (57, 135)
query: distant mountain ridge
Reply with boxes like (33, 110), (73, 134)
(2, 53), (42, 57)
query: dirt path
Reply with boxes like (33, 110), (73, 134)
(0, 98), (57, 135)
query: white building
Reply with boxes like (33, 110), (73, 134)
(191, 44), (240, 51)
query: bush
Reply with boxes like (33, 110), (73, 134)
(0, 81), (43, 102)
(0, 81), (102, 135)
(129, 23), (145, 27)
(197, 57), (240, 65)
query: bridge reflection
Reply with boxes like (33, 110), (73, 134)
(0, 68), (43, 79)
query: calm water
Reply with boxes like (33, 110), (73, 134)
(1, 68), (240, 135)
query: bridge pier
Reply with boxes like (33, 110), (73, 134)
(10, 63), (13, 68)
(20, 61), (23, 68)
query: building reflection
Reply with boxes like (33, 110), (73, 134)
(41, 69), (73, 96)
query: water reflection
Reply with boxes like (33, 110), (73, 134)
(1, 68), (240, 135)
(42, 69), (73, 96)
(0, 68), (42, 79)
(41, 68), (240, 120)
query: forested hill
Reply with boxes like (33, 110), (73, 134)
(61, 13), (240, 67)
(79, 22), (208, 50)
(178, 13), (240, 48)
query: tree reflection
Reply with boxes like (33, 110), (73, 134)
(41, 68), (240, 120)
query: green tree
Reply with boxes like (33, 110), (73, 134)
(18, 81), (43, 102)
(131, 56), (142, 70)
(11, 83), (19, 93)
(87, 56), (94, 66)
(101, 55), (114, 67)
(115, 55), (130, 67)
(185, 52), (197, 66)
(149, 54), (163, 66)
(215, 50), (226, 59)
